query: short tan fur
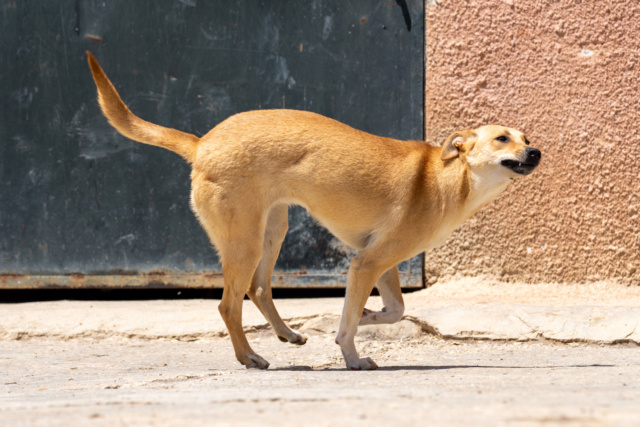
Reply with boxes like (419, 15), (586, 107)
(87, 52), (540, 370)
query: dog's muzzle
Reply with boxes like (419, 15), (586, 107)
(501, 148), (541, 175)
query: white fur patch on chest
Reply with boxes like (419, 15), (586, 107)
(424, 176), (510, 251)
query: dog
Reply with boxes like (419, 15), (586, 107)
(87, 52), (541, 370)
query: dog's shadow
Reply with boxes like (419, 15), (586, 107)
(271, 363), (615, 372)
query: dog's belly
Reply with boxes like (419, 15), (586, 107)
(277, 199), (375, 251)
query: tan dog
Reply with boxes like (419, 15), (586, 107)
(87, 52), (540, 370)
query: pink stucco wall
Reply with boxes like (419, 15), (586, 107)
(424, 0), (639, 284)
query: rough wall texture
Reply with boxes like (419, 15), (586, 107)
(425, 0), (639, 284)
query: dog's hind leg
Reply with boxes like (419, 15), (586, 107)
(195, 195), (271, 369)
(217, 229), (271, 369)
(191, 178), (273, 369)
(359, 265), (405, 326)
(247, 204), (307, 345)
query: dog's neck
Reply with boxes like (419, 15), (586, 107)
(433, 157), (510, 227)
(465, 167), (511, 217)
(433, 157), (473, 209)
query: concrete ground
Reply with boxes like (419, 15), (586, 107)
(1, 278), (639, 426)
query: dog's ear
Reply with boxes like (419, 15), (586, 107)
(441, 131), (468, 161)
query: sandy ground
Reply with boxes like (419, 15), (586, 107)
(1, 278), (639, 426)
(2, 335), (639, 427)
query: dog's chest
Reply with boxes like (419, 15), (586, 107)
(423, 219), (464, 250)
(422, 181), (509, 251)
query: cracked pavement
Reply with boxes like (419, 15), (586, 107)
(1, 278), (639, 426)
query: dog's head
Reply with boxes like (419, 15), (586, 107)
(441, 125), (541, 181)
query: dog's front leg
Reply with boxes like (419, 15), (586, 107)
(336, 253), (388, 370)
(359, 265), (405, 326)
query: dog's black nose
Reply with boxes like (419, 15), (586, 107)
(525, 147), (541, 163)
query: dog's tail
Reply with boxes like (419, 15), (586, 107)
(86, 51), (199, 164)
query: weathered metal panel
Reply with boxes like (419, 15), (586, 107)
(0, 256), (422, 289)
(0, 0), (424, 288)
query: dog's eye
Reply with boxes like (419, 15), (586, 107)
(495, 136), (509, 143)
(524, 138), (531, 145)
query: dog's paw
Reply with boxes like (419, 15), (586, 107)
(277, 329), (308, 346)
(346, 357), (378, 371)
(360, 308), (378, 324)
(242, 353), (270, 370)
(361, 308), (374, 317)
(360, 306), (403, 326)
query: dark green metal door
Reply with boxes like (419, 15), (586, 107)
(0, 0), (424, 289)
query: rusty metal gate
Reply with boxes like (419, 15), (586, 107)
(0, 0), (424, 289)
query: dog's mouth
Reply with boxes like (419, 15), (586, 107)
(501, 159), (538, 175)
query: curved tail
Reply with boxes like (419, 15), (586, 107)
(86, 51), (199, 164)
